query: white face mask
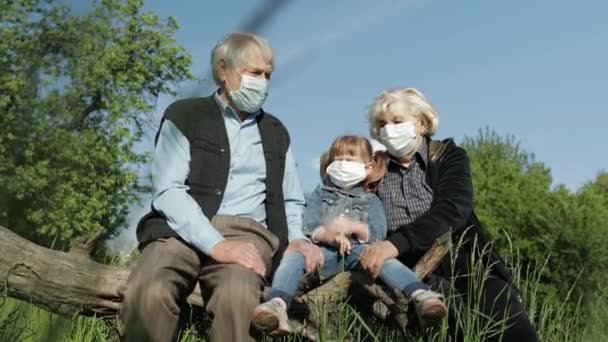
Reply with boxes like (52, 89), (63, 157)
(326, 160), (367, 189)
(379, 122), (419, 157)
(228, 74), (269, 113)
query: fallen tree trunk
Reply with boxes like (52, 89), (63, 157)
(0, 225), (451, 339)
(0, 225), (204, 319)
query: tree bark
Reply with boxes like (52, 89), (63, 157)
(0, 225), (450, 338)
(0, 225), (204, 319)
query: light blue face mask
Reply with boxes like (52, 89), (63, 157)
(228, 74), (269, 113)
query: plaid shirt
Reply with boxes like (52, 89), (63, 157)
(377, 139), (433, 231)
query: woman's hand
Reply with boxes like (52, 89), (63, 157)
(359, 241), (399, 279)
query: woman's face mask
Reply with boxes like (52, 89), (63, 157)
(326, 159), (368, 189)
(378, 121), (419, 157)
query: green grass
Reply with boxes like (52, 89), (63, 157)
(0, 297), (110, 342)
(2, 243), (607, 342)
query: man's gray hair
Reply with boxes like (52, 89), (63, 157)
(211, 32), (274, 85)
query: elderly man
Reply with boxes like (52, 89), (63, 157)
(119, 32), (323, 342)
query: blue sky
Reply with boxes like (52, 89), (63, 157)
(139, 0), (606, 192)
(106, 0), (607, 251)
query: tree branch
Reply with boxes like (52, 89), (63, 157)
(70, 91), (105, 129)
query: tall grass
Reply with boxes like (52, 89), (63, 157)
(2, 238), (607, 341)
(0, 297), (34, 341)
(0, 298), (112, 342)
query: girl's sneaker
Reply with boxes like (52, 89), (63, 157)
(412, 290), (447, 327)
(252, 299), (291, 335)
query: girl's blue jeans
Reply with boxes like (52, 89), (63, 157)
(268, 243), (427, 308)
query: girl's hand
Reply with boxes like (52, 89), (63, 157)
(335, 232), (352, 256)
(349, 222), (370, 242)
(324, 216), (351, 236)
(311, 226), (341, 244)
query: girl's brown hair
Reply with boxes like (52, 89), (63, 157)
(319, 135), (388, 192)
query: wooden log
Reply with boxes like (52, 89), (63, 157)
(0, 225), (204, 319)
(414, 232), (452, 280)
(0, 224), (451, 339)
(67, 228), (105, 257)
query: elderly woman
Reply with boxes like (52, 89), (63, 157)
(359, 87), (538, 341)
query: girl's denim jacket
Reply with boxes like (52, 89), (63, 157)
(302, 184), (388, 243)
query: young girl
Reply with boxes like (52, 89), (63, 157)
(252, 135), (447, 334)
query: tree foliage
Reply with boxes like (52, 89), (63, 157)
(463, 128), (608, 302)
(0, 0), (193, 246)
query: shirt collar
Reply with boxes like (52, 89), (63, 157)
(321, 183), (367, 197)
(417, 138), (429, 166)
(213, 90), (262, 121)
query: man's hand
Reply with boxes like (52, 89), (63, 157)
(209, 240), (266, 276)
(359, 241), (399, 279)
(285, 239), (325, 273)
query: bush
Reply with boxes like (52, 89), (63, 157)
(462, 128), (608, 309)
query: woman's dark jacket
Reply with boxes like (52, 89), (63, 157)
(385, 137), (512, 283)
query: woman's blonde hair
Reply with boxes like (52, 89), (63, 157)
(368, 87), (440, 139)
(319, 135), (387, 192)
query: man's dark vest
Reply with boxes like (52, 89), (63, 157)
(136, 96), (291, 272)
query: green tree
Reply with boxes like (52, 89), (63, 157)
(462, 128), (556, 259)
(0, 0), (193, 247)
(462, 128), (608, 303)
(568, 171), (608, 297)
